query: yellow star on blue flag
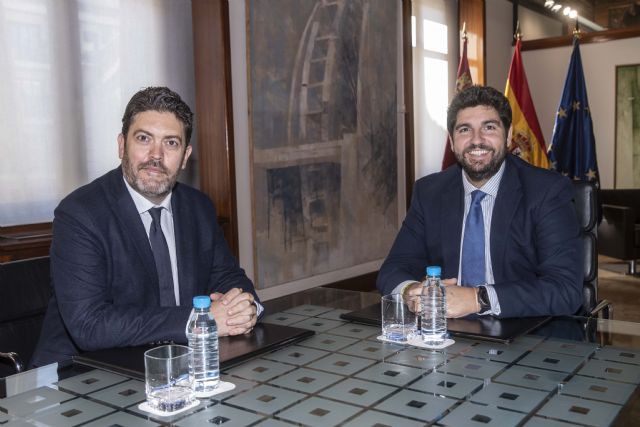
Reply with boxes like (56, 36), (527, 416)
(557, 108), (567, 119)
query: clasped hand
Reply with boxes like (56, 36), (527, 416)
(403, 279), (479, 318)
(209, 288), (257, 336)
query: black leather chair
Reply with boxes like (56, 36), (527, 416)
(572, 182), (611, 318)
(0, 257), (51, 377)
(598, 189), (640, 275)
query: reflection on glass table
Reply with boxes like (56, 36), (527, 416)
(1, 288), (639, 426)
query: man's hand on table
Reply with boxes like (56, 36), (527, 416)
(209, 288), (258, 336)
(402, 278), (479, 317)
(441, 280), (480, 317)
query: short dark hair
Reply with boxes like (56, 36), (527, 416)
(121, 86), (194, 144)
(447, 85), (512, 136)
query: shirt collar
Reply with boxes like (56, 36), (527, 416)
(461, 160), (506, 198)
(123, 176), (173, 214)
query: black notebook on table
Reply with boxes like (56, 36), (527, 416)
(340, 302), (550, 344)
(74, 323), (314, 379)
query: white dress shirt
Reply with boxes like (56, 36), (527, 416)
(458, 162), (505, 315)
(124, 179), (181, 304)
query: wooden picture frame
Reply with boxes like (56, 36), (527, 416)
(615, 63), (640, 189)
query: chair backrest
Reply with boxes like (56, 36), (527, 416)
(599, 189), (640, 223)
(0, 256), (51, 376)
(572, 181), (598, 314)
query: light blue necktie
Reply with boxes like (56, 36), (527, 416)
(461, 190), (486, 287)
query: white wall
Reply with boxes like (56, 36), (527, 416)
(522, 37), (640, 189)
(518, 5), (563, 40)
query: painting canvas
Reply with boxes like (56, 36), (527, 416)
(247, 0), (401, 288)
(615, 64), (640, 188)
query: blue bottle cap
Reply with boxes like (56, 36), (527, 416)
(426, 266), (441, 277)
(193, 295), (211, 309)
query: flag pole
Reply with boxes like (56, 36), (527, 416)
(573, 16), (581, 39)
(514, 20), (521, 41)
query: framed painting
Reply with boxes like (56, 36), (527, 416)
(615, 63), (640, 188)
(246, 0), (404, 289)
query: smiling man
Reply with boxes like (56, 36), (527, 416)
(32, 87), (261, 366)
(377, 85), (583, 318)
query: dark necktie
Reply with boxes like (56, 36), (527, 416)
(461, 190), (487, 287)
(148, 207), (176, 306)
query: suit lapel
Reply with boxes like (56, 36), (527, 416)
(490, 156), (522, 283)
(441, 170), (464, 278)
(171, 186), (196, 305)
(106, 168), (159, 293)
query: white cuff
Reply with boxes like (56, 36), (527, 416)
(479, 285), (501, 316)
(392, 280), (420, 295)
(255, 301), (264, 317)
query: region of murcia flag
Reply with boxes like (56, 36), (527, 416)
(442, 33), (473, 170)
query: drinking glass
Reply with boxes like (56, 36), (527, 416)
(144, 345), (194, 413)
(381, 293), (417, 342)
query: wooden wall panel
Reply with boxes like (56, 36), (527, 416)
(403, 0), (415, 206)
(521, 25), (640, 50)
(191, 0), (239, 256)
(0, 224), (52, 262)
(459, 0), (486, 85)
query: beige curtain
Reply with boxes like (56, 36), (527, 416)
(0, 0), (196, 226)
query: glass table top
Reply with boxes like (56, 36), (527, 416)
(1, 288), (639, 426)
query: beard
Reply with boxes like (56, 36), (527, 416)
(455, 142), (507, 183)
(121, 154), (179, 201)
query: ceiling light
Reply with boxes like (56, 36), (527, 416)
(563, 6), (571, 16)
(544, 0), (555, 8)
(551, 4), (562, 12)
(569, 10), (578, 19)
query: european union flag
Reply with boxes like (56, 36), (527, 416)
(548, 37), (599, 186)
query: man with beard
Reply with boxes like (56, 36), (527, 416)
(377, 86), (582, 318)
(31, 87), (261, 366)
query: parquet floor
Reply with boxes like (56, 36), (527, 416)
(598, 256), (640, 323)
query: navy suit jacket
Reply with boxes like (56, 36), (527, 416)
(31, 167), (258, 366)
(377, 155), (583, 318)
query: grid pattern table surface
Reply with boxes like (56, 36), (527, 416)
(2, 305), (639, 427)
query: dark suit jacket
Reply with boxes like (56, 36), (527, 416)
(31, 167), (258, 366)
(377, 155), (583, 318)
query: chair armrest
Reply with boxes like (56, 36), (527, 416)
(0, 351), (24, 374)
(601, 204), (634, 220)
(589, 299), (612, 320)
(598, 204), (636, 259)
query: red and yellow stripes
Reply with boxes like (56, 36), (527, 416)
(504, 39), (550, 169)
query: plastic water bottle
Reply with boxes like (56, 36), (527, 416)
(187, 295), (220, 395)
(421, 266), (447, 345)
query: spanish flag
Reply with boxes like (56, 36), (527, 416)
(504, 38), (550, 169)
